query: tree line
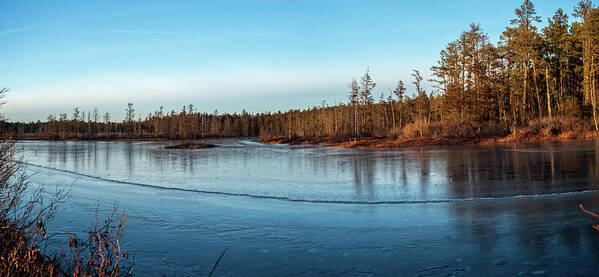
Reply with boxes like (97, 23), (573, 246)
(3, 0), (599, 141)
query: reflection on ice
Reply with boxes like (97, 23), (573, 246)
(15, 139), (599, 276)
(17, 139), (599, 202)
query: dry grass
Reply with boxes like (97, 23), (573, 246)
(264, 117), (599, 149)
(489, 117), (599, 143)
(398, 120), (509, 140)
(521, 117), (593, 138)
(392, 117), (597, 144)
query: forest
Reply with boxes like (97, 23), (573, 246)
(5, 0), (599, 145)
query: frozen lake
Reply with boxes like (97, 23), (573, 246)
(17, 139), (599, 276)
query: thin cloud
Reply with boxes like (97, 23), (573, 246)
(192, 30), (293, 42)
(0, 26), (34, 35)
(221, 31), (291, 39)
(92, 30), (178, 35)
(89, 29), (291, 40)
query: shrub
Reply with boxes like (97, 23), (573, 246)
(397, 120), (508, 140)
(0, 218), (60, 276)
(401, 121), (419, 138)
(520, 117), (594, 138)
(0, 139), (133, 276)
(0, 140), (65, 276)
(63, 207), (133, 277)
(562, 96), (583, 118)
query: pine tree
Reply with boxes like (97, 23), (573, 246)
(504, 0), (542, 119)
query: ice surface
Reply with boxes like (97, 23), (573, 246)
(16, 139), (599, 276)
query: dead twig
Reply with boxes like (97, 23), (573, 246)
(579, 204), (599, 232)
(208, 246), (229, 277)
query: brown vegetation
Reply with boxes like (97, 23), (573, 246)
(485, 117), (599, 144)
(580, 204), (599, 232)
(0, 138), (133, 276)
(62, 208), (133, 277)
(165, 142), (218, 149)
(262, 117), (597, 149)
(0, 219), (60, 276)
(0, 138), (65, 276)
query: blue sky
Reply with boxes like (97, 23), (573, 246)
(1, 0), (577, 122)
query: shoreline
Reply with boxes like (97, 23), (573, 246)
(7, 133), (599, 149)
(2, 135), (240, 142)
(259, 132), (599, 150)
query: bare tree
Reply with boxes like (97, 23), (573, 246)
(73, 107), (80, 121)
(92, 108), (99, 123)
(348, 79), (360, 136)
(125, 103), (135, 123)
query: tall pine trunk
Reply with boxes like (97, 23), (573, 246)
(593, 61), (599, 132)
(545, 66), (552, 118)
(390, 101), (396, 130)
(532, 61), (542, 118)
